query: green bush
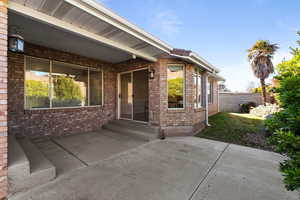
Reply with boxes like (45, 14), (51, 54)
(276, 75), (300, 112)
(265, 110), (300, 135)
(280, 155), (300, 191)
(268, 130), (300, 191)
(267, 74), (300, 136)
(265, 32), (300, 191)
(239, 102), (256, 113)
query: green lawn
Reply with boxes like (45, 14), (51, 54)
(196, 112), (273, 151)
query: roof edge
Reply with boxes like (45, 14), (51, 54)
(189, 52), (220, 73)
(75, 0), (173, 53)
(169, 53), (213, 73)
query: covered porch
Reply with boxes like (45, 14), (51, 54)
(6, 0), (169, 196)
(8, 0), (169, 138)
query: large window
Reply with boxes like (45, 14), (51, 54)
(25, 56), (103, 109)
(208, 80), (214, 104)
(194, 69), (202, 108)
(167, 65), (184, 109)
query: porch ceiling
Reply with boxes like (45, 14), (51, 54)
(8, 0), (172, 63)
(9, 12), (131, 63)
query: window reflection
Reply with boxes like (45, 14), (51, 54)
(52, 61), (88, 107)
(25, 57), (50, 109)
(90, 70), (103, 106)
(208, 80), (213, 104)
(25, 57), (103, 109)
(168, 65), (184, 109)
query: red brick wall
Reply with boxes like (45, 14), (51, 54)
(7, 42), (216, 140)
(0, 0), (7, 198)
(113, 57), (207, 136)
(208, 78), (219, 116)
(158, 58), (206, 136)
(8, 43), (117, 138)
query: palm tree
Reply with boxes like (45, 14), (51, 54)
(247, 40), (279, 105)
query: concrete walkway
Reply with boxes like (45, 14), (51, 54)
(10, 137), (299, 200)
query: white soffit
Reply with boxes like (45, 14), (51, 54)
(9, 12), (132, 63)
(8, 0), (173, 62)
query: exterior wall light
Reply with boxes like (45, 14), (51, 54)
(149, 68), (155, 79)
(8, 34), (24, 53)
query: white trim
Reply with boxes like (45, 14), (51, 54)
(49, 60), (53, 108)
(117, 67), (149, 122)
(24, 56), (27, 109)
(190, 52), (220, 73)
(169, 53), (213, 73)
(101, 68), (104, 106)
(72, 0), (173, 53)
(204, 75), (210, 126)
(167, 64), (186, 110)
(193, 70), (202, 109)
(8, 2), (158, 62)
(87, 68), (90, 106)
(26, 105), (103, 111)
(118, 67), (149, 74)
(208, 79), (214, 104)
(117, 73), (120, 119)
(131, 71), (133, 120)
(24, 55), (104, 110)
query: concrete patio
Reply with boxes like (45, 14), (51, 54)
(32, 129), (147, 177)
(9, 137), (299, 200)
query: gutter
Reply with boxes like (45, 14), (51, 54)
(169, 53), (214, 73)
(207, 72), (226, 81)
(189, 52), (220, 73)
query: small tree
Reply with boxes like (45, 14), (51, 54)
(53, 76), (83, 106)
(247, 40), (279, 104)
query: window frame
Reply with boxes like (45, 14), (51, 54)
(167, 64), (185, 110)
(24, 56), (104, 110)
(208, 79), (214, 104)
(193, 68), (203, 109)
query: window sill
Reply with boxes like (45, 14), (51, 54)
(167, 108), (186, 113)
(24, 105), (104, 112)
(194, 107), (205, 112)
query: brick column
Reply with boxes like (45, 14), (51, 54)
(0, 0), (7, 199)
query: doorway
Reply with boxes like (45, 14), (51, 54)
(118, 68), (149, 122)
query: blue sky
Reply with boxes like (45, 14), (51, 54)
(98, 0), (300, 91)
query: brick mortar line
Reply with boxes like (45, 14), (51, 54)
(188, 143), (230, 200)
(50, 138), (89, 167)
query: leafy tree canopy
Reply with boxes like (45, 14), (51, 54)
(53, 76), (83, 101)
(25, 80), (48, 97)
(168, 78), (183, 98)
(276, 33), (300, 79)
(247, 40), (279, 60)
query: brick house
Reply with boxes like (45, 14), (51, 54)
(0, 0), (224, 198)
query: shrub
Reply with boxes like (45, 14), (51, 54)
(268, 130), (300, 191)
(276, 75), (300, 111)
(264, 32), (300, 191)
(265, 110), (292, 132)
(240, 102), (256, 113)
